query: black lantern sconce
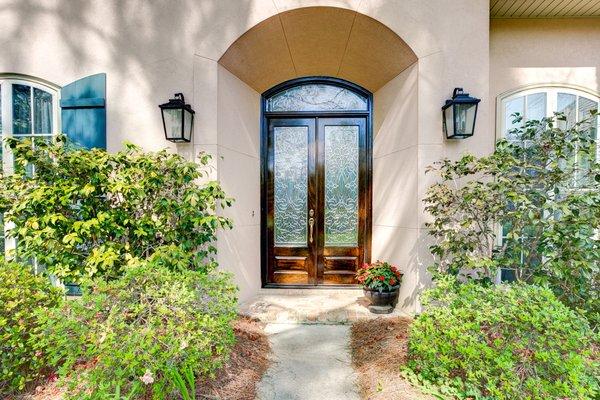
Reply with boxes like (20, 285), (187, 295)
(159, 93), (195, 143)
(442, 88), (481, 139)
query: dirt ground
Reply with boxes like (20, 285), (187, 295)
(350, 317), (435, 400)
(10, 316), (271, 400)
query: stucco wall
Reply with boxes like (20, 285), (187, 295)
(0, 0), (492, 311)
(215, 65), (262, 303)
(0, 1), (205, 152)
(490, 18), (600, 133)
(372, 64), (422, 308)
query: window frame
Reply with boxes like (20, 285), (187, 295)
(0, 74), (60, 261)
(1, 75), (60, 170)
(495, 84), (600, 282)
(496, 83), (600, 141)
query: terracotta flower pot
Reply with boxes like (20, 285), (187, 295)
(363, 286), (400, 314)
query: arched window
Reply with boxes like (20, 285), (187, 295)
(0, 75), (59, 255)
(499, 86), (599, 141)
(0, 76), (59, 163)
(497, 86), (600, 282)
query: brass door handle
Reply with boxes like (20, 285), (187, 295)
(308, 217), (314, 243)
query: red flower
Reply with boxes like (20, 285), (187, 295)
(378, 276), (385, 281)
(358, 275), (365, 283)
(390, 278), (396, 286)
(362, 263), (369, 269)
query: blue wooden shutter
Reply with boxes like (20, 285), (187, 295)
(60, 73), (106, 149)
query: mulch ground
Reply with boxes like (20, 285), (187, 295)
(350, 317), (435, 400)
(10, 316), (270, 400)
(199, 316), (271, 399)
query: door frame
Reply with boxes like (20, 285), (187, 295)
(260, 76), (373, 288)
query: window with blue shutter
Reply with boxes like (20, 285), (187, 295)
(60, 73), (106, 149)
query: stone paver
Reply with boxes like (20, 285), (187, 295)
(240, 288), (409, 324)
(256, 323), (360, 400)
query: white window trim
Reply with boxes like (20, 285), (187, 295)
(0, 75), (60, 262)
(494, 84), (600, 283)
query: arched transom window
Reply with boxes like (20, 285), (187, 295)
(265, 82), (369, 112)
(500, 86), (599, 141)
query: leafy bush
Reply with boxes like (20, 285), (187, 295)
(0, 258), (63, 394)
(425, 113), (600, 326)
(407, 277), (599, 400)
(39, 262), (238, 399)
(0, 136), (232, 283)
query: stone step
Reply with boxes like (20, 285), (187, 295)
(240, 290), (410, 325)
(257, 287), (363, 295)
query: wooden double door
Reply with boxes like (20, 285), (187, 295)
(264, 116), (370, 286)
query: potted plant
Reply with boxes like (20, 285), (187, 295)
(356, 261), (403, 314)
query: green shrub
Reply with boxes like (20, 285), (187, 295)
(39, 262), (238, 399)
(0, 136), (232, 283)
(407, 277), (599, 400)
(0, 258), (63, 394)
(425, 113), (600, 326)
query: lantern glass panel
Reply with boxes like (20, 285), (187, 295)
(163, 108), (183, 140)
(443, 105), (454, 138)
(454, 103), (477, 137)
(183, 108), (193, 142)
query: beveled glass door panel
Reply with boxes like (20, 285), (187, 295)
(317, 118), (366, 285)
(267, 119), (317, 285)
(324, 125), (359, 247)
(273, 126), (308, 247)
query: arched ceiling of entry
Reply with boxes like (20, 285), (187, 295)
(218, 7), (417, 93)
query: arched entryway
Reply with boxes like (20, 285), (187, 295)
(218, 6), (417, 93)
(261, 77), (372, 286)
(214, 5), (431, 303)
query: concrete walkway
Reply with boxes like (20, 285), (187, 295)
(256, 323), (360, 400)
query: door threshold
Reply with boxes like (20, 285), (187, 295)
(263, 284), (361, 289)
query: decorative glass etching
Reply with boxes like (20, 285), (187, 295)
(274, 126), (308, 246)
(267, 84), (368, 112)
(324, 125), (359, 246)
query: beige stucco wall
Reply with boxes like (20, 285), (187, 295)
(0, 0), (492, 309)
(372, 64), (422, 308)
(490, 18), (600, 133)
(215, 65), (262, 302)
